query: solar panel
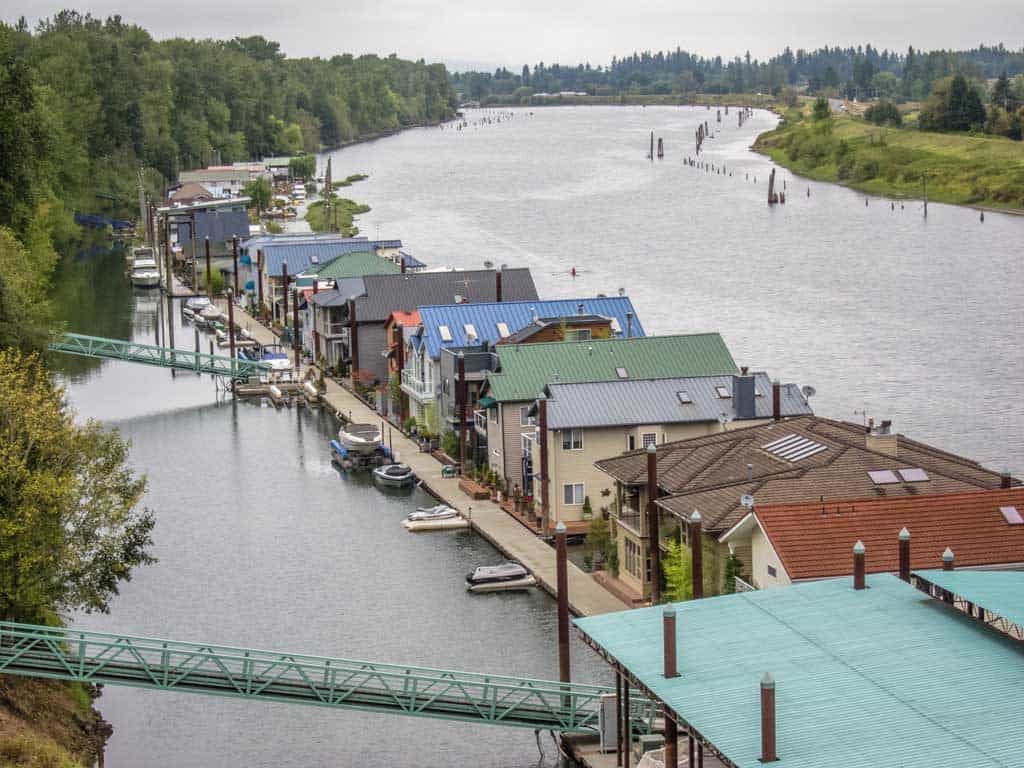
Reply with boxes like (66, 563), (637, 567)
(439, 325), (453, 342)
(496, 322), (510, 338)
(677, 391), (693, 404)
(1000, 506), (1023, 525)
(897, 468), (929, 483)
(868, 470), (900, 485)
(616, 367), (628, 379)
(762, 434), (828, 462)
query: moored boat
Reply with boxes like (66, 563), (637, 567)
(373, 463), (415, 487)
(408, 504), (458, 522)
(338, 422), (382, 455)
(130, 255), (161, 288)
(403, 516), (471, 532)
(465, 562), (537, 592)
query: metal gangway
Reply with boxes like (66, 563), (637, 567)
(49, 333), (269, 379)
(0, 622), (655, 734)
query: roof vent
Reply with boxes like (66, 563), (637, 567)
(762, 434), (827, 462)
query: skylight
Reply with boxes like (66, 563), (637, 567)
(1000, 506), (1023, 525)
(762, 434), (828, 462)
(715, 385), (731, 399)
(438, 325), (453, 342)
(496, 322), (510, 338)
(464, 323), (477, 339)
(615, 367), (628, 379)
(868, 470), (900, 485)
(897, 468), (930, 483)
(677, 391), (693, 404)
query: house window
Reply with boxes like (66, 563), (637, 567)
(566, 328), (592, 341)
(562, 429), (583, 450)
(489, 408), (498, 424)
(642, 432), (657, 449)
(521, 433), (534, 454)
(563, 483), (584, 505)
(767, 565), (777, 578)
(624, 538), (642, 579)
(520, 406), (535, 426)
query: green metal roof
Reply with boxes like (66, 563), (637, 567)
(914, 569), (1024, 629)
(313, 251), (400, 281)
(575, 575), (1024, 768)
(484, 333), (737, 403)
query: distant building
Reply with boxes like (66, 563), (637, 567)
(178, 163), (264, 197)
(157, 197), (251, 268)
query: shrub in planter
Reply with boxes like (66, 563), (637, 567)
(402, 416), (417, 434)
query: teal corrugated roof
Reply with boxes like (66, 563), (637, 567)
(485, 333), (737, 402)
(313, 250), (400, 280)
(914, 569), (1024, 628)
(575, 575), (1024, 768)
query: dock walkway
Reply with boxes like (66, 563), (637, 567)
(226, 302), (628, 617)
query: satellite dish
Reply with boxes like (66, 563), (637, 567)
(801, 385), (816, 400)
(740, 494), (755, 509)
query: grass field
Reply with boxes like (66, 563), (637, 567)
(754, 108), (1024, 211)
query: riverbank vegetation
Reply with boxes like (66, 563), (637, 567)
(305, 175), (371, 235)
(454, 43), (1023, 104)
(754, 98), (1024, 209)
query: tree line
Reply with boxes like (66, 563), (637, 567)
(453, 43), (1024, 104)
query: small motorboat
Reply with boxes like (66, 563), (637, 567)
(373, 463), (415, 487)
(465, 562), (537, 592)
(200, 304), (222, 323)
(184, 296), (211, 314)
(243, 343), (292, 372)
(338, 423), (382, 455)
(407, 504), (458, 522)
(130, 256), (161, 288)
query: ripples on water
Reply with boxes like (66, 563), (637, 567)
(58, 105), (1023, 767)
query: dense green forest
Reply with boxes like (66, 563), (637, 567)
(453, 43), (1024, 102)
(0, 11), (457, 277)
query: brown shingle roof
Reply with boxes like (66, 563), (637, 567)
(594, 416), (1014, 534)
(752, 488), (1024, 580)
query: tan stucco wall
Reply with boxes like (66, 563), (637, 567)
(751, 526), (791, 589)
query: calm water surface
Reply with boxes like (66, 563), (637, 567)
(327, 105), (1024, 474)
(58, 105), (1024, 767)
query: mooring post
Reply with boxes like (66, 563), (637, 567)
(457, 351), (467, 473)
(615, 669), (623, 766)
(256, 249), (265, 313)
(690, 511), (704, 599)
(622, 676), (631, 768)
(204, 237), (211, 293)
(281, 261), (289, 327)
(292, 286), (300, 372)
(646, 444), (661, 603)
(556, 521), (571, 688)
(898, 528), (911, 582)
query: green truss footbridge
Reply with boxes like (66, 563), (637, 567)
(0, 622), (655, 734)
(49, 333), (270, 379)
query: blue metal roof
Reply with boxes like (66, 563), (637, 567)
(415, 297), (645, 360)
(914, 569), (1024, 629)
(575, 574), (1024, 768)
(259, 240), (402, 277)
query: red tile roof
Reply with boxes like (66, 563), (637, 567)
(385, 310), (420, 328)
(753, 488), (1024, 581)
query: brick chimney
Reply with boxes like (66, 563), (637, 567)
(865, 419), (898, 457)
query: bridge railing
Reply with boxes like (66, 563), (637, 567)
(49, 333), (270, 379)
(0, 622), (654, 733)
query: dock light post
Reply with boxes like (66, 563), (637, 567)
(898, 528), (911, 582)
(538, 395), (550, 535)
(231, 236), (239, 296)
(760, 673), (778, 762)
(555, 521), (571, 687)
(689, 511), (704, 599)
(204, 237), (211, 294)
(853, 540), (866, 590)
(256, 249), (265, 312)
(457, 352), (467, 474)
(942, 547), (955, 571)
(281, 261), (289, 327)
(646, 445), (661, 603)
(226, 289), (236, 379)
(663, 607), (679, 678)
(292, 286), (300, 371)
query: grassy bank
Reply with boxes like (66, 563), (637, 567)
(305, 174), (371, 236)
(0, 677), (109, 767)
(754, 107), (1024, 210)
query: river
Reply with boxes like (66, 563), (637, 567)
(57, 105), (1023, 767)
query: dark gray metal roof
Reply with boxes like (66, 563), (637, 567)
(309, 278), (366, 308)
(354, 269), (538, 323)
(543, 373), (812, 429)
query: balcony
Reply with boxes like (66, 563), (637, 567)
(401, 368), (434, 401)
(474, 410), (488, 436)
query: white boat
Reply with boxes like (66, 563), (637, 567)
(373, 464), (415, 487)
(465, 562), (537, 592)
(338, 423), (382, 455)
(408, 504), (458, 522)
(200, 304), (222, 323)
(184, 296), (211, 315)
(130, 256), (161, 288)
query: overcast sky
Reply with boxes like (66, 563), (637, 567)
(5, 1), (1023, 71)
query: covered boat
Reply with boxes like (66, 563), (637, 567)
(373, 463), (415, 487)
(338, 423), (382, 455)
(130, 256), (160, 288)
(465, 562), (537, 592)
(407, 504), (458, 522)
(183, 295), (211, 314)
